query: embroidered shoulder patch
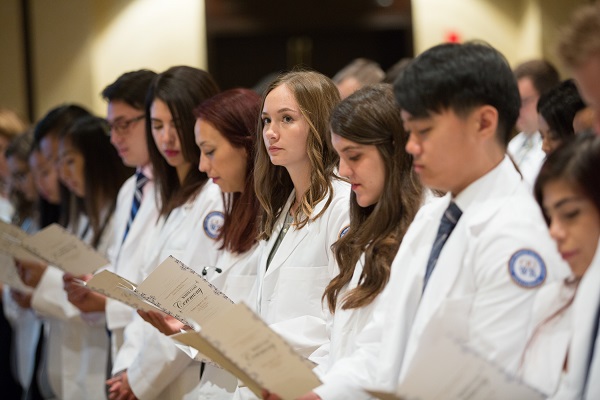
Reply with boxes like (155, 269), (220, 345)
(339, 225), (350, 239)
(203, 211), (224, 239)
(508, 249), (547, 288)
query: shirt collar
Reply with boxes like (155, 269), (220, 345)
(452, 155), (512, 213)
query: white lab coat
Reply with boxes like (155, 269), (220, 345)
(234, 179), (350, 399)
(115, 181), (223, 400)
(31, 213), (112, 400)
(518, 280), (575, 395)
(2, 216), (42, 393)
(316, 156), (569, 400)
(256, 179), (349, 358)
(550, 239), (600, 399)
(3, 287), (42, 392)
(197, 243), (263, 399)
(507, 131), (546, 192)
(313, 254), (376, 379)
(105, 171), (158, 358)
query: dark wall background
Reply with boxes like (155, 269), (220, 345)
(205, 0), (413, 90)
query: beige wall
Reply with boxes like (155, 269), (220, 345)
(0, 0), (28, 121)
(411, 0), (587, 75)
(89, 0), (206, 114)
(31, 0), (96, 118)
(0, 0), (206, 121)
(0, 0), (590, 121)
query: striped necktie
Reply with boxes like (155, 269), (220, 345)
(423, 201), (462, 292)
(122, 171), (149, 243)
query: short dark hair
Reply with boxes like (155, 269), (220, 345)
(513, 59), (560, 96)
(33, 104), (91, 145)
(537, 79), (585, 142)
(394, 42), (520, 146)
(102, 69), (157, 110)
(535, 132), (600, 223)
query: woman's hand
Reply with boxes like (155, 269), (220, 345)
(262, 390), (322, 400)
(15, 258), (47, 288)
(11, 289), (32, 308)
(137, 310), (188, 335)
(107, 370), (137, 400)
(63, 273), (106, 312)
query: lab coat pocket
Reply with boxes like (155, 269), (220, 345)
(271, 266), (330, 322)
(222, 275), (257, 304)
(422, 295), (473, 343)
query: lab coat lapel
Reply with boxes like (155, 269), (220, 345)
(264, 221), (311, 278)
(409, 198), (468, 344)
(405, 159), (524, 370)
(263, 191), (311, 278)
(378, 205), (442, 385)
(260, 192), (293, 278)
(568, 239), (600, 395)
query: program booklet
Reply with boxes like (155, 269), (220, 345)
(173, 302), (321, 399)
(20, 223), (109, 275)
(0, 220), (44, 263)
(85, 255), (235, 327)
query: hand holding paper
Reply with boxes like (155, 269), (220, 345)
(64, 273), (107, 313)
(137, 310), (188, 336)
(131, 255), (234, 327)
(15, 258), (47, 288)
(174, 303), (321, 399)
(21, 224), (109, 275)
(10, 289), (32, 309)
(82, 270), (160, 314)
(0, 220), (44, 263)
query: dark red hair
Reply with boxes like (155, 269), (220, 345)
(194, 88), (261, 253)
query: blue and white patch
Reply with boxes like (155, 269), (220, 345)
(203, 211), (224, 239)
(339, 225), (350, 239)
(508, 249), (547, 288)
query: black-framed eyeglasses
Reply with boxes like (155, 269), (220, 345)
(108, 115), (145, 135)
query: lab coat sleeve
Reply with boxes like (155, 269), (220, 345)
(111, 310), (146, 374)
(467, 214), (566, 375)
(309, 197), (349, 366)
(31, 265), (81, 321)
(2, 285), (20, 324)
(123, 185), (224, 396)
(127, 325), (195, 400)
(312, 287), (388, 400)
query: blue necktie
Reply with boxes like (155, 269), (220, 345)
(122, 171), (149, 243)
(423, 201), (462, 291)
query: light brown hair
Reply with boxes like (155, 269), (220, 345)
(255, 70), (341, 239)
(558, 3), (600, 68)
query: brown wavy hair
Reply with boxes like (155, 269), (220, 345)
(324, 84), (423, 312)
(194, 89), (261, 254)
(255, 70), (341, 239)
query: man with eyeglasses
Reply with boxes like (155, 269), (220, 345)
(103, 70), (161, 400)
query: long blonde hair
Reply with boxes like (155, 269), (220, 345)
(255, 71), (341, 239)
